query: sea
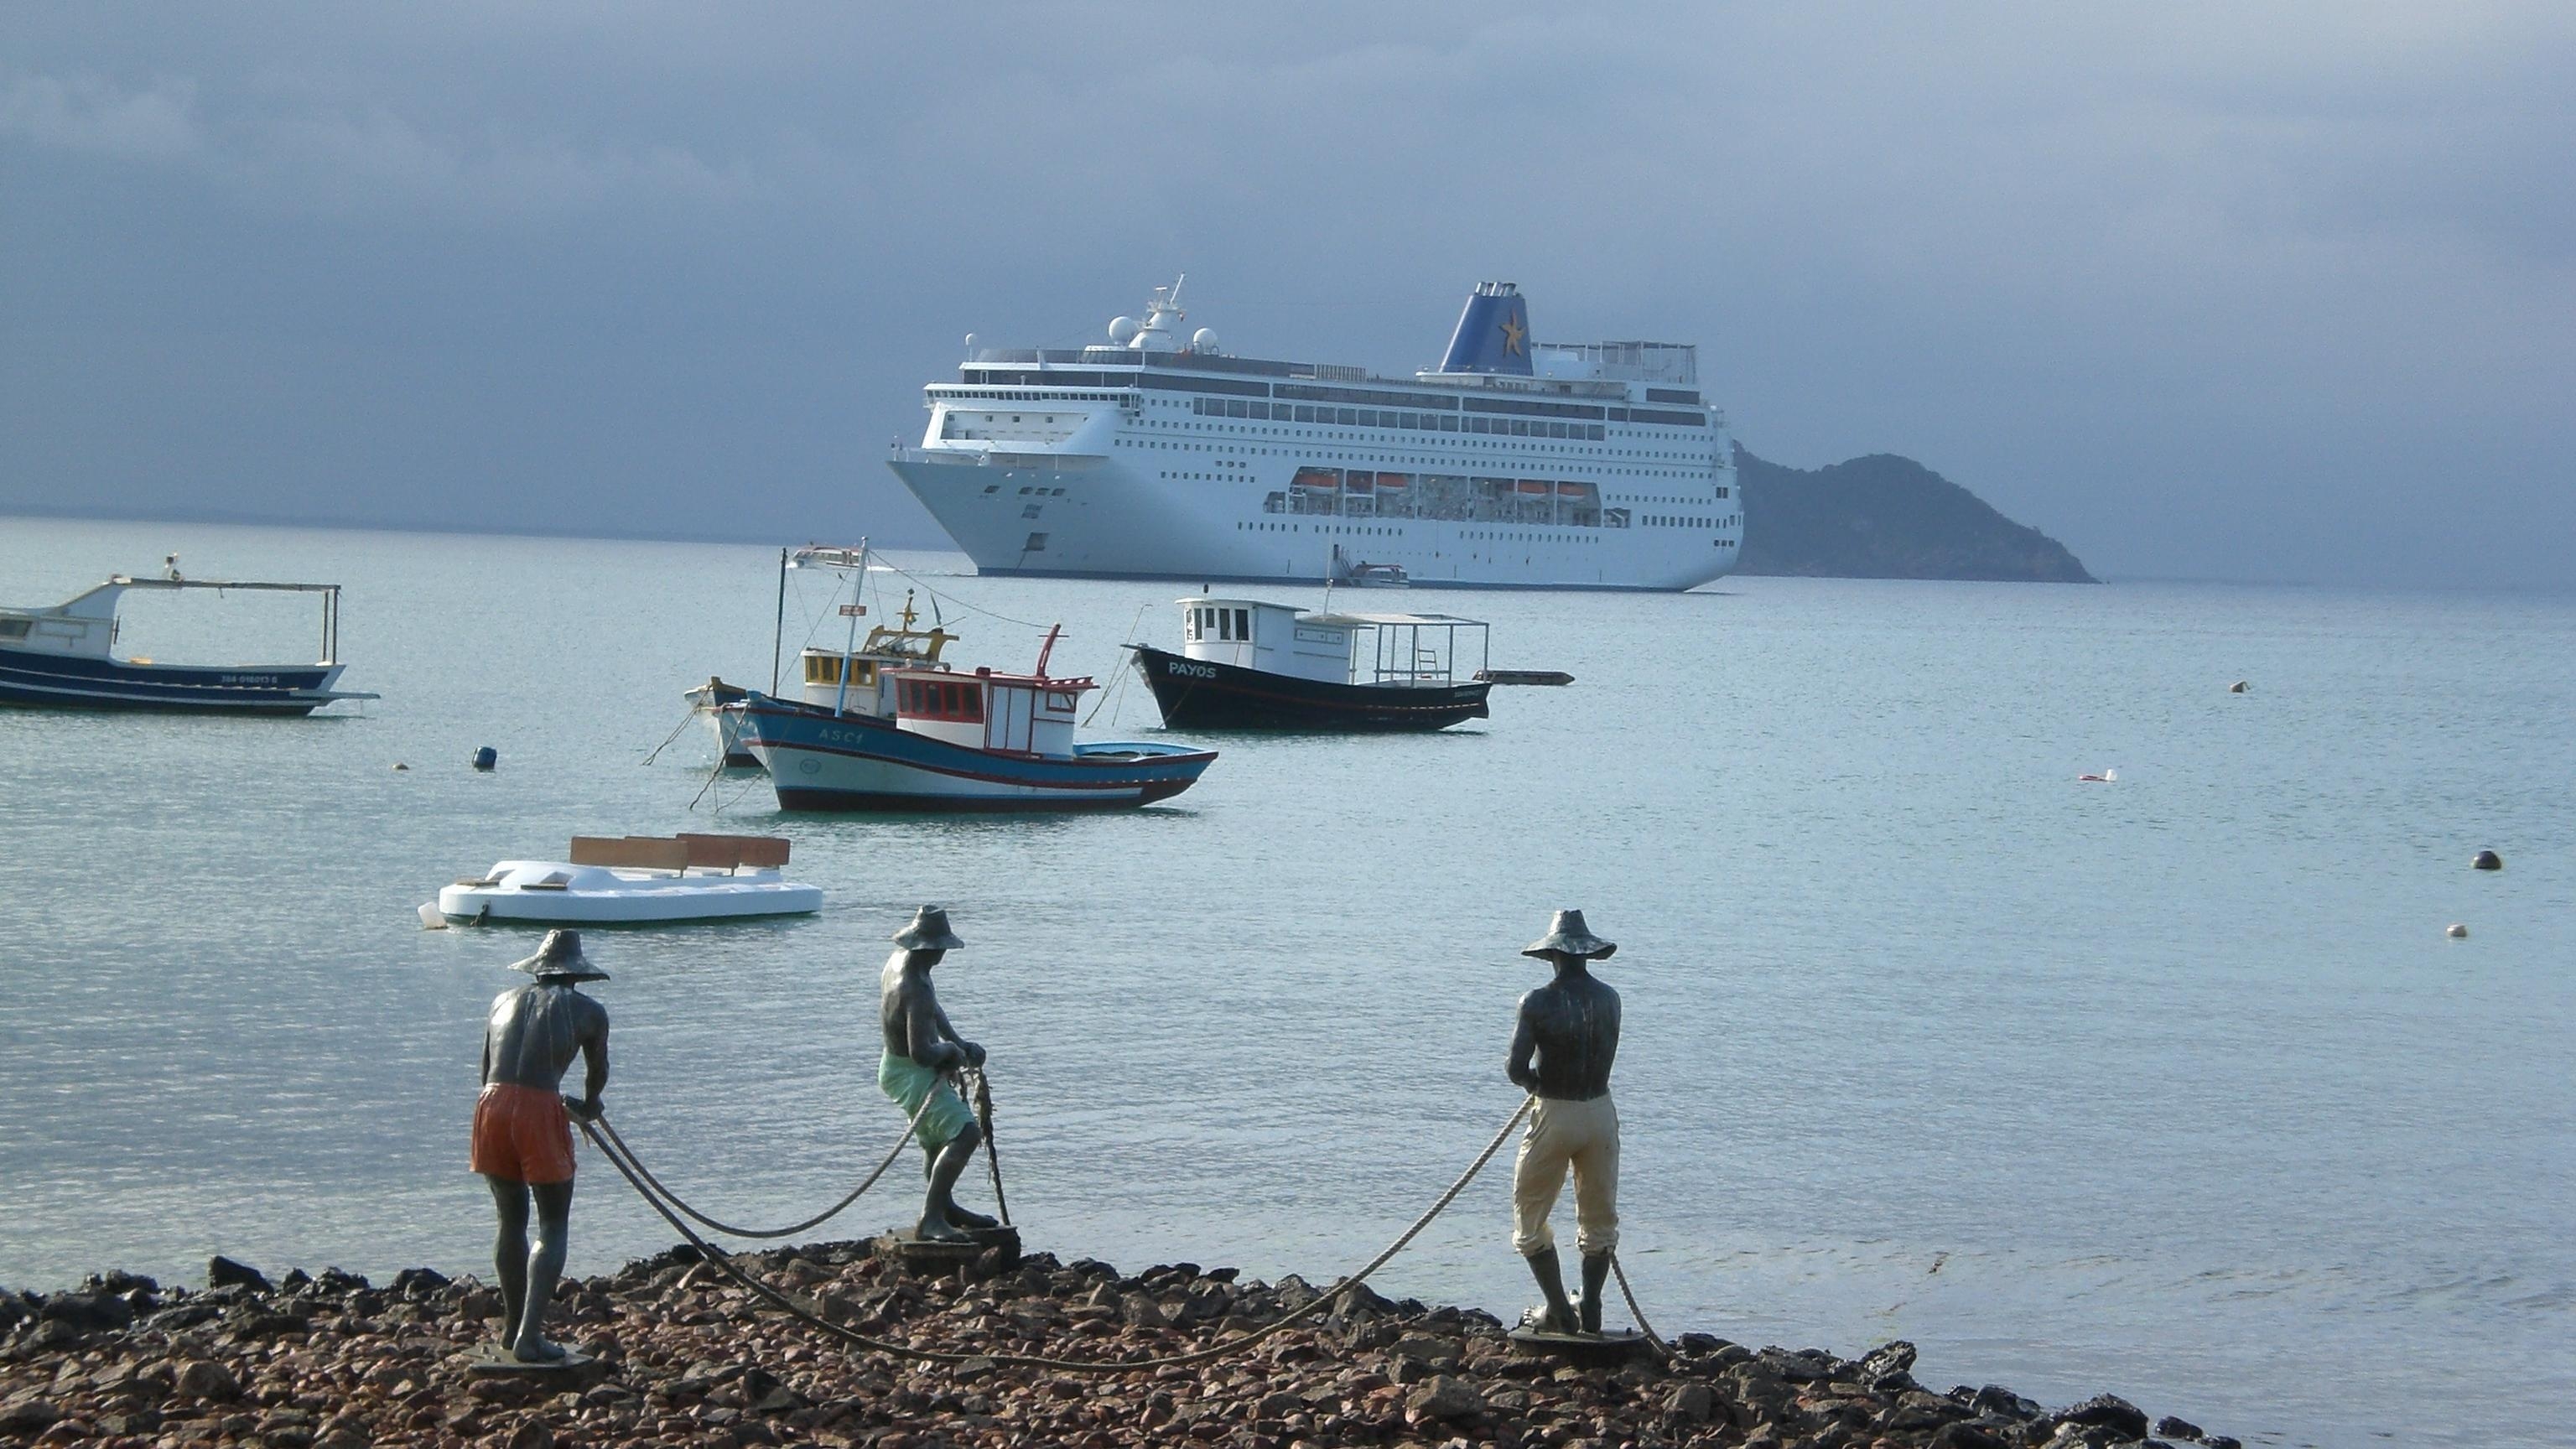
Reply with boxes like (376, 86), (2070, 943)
(2, 516), (2568, 1448)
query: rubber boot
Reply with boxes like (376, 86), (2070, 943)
(1522, 1248), (1579, 1333)
(1578, 1250), (1612, 1335)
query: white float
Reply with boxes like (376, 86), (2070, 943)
(435, 834), (820, 925)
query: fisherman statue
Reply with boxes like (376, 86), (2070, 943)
(472, 928), (610, 1363)
(1507, 909), (1623, 1335)
(879, 906), (999, 1243)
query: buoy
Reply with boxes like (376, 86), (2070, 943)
(2446, 923), (2469, 939)
(471, 745), (498, 771)
(2472, 849), (2502, 871)
(418, 902), (447, 930)
(2229, 681), (2248, 693)
(392, 762), (409, 771)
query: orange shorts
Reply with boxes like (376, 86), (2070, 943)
(470, 1083), (577, 1185)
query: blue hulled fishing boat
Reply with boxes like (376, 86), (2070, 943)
(735, 626), (1216, 811)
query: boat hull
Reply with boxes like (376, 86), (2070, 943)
(0, 647), (351, 715)
(1130, 645), (1491, 731)
(685, 683), (765, 769)
(740, 695), (1217, 811)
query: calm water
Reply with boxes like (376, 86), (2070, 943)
(2, 517), (2568, 1447)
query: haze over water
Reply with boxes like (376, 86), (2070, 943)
(2, 517), (2568, 1449)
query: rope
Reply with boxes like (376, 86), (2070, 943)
(579, 1094), (1535, 1373)
(1608, 1252), (1674, 1360)
(590, 1087), (939, 1240)
(866, 558), (1057, 634)
(641, 705), (702, 766)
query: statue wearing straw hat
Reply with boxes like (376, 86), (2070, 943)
(879, 906), (998, 1243)
(1507, 909), (1622, 1335)
(472, 928), (610, 1363)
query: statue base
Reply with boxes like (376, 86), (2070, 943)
(870, 1223), (1021, 1273)
(1507, 1326), (1655, 1366)
(461, 1342), (610, 1383)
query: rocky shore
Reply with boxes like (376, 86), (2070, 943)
(3, 1244), (2239, 1449)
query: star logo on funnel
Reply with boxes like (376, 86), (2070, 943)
(1499, 314), (1526, 355)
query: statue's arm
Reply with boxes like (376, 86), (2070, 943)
(903, 994), (966, 1070)
(1507, 996), (1542, 1093)
(932, 1000), (985, 1067)
(573, 1005), (610, 1118)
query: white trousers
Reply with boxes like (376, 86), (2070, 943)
(1511, 1092), (1619, 1256)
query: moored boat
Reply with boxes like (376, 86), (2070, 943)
(737, 626), (1218, 811)
(436, 834), (821, 924)
(683, 543), (958, 771)
(0, 564), (377, 714)
(1129, 596), (1492, 731)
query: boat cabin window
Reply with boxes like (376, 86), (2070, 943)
(1217, 610), (1233, 641)
(1235, 608), (1250, 640)
(0, 619), (27, 640)
(899, 677), (984, 723)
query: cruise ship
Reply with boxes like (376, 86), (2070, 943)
(886, 280), (1742, 590)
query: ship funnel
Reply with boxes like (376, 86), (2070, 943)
(1436, 281), (1535, 376)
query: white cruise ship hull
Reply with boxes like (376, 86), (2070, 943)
(886, 281), (1746, 592)
(891, 450), (1736, 591)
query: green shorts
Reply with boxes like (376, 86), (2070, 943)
(878, 1051), (976, 1149)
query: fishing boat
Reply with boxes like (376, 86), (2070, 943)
(0, 562), (376, 714)
(1129, 596), (1493, 731)
(434, 834), (821, 925)
(736, 626), (1218, 811)
(681, 543), (958, 770)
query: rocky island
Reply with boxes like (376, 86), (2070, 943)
(1734, 450), (2097, 584)
(2, 1243), (2241, 1449)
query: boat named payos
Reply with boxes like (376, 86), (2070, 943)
(735, 626), (1217, 811)
(1130, 596), (1492, 731)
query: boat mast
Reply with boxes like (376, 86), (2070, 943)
(831, 539), (870, 716)
(769, 546), (789, 694)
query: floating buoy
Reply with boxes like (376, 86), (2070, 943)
(2446, 923), (2469, 939)
(471, 745), (498, 771)
(392, 762), (409, 771)
(2472, 849), (2502, 871)
(2229, 681), (2248, 693)
(418, 902), (447, 930)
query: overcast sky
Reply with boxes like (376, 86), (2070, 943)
(4, 4), (2569, 589)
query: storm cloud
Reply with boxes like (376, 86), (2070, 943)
(4, 3), (2569, 588)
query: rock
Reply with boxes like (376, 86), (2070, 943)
(390, 1267), (450, 1298)
(39, 1292), (133, 1332)
(174, 1359), (243, 1400)
(1969, 1384), (2045, 1420)
(2057, 1393), (2150, 1438)
(1390, 1332), (1461, 1366)
(1119, 1294), (1168, 1328)
(207, 1255), (271, 1291)
(1666, 1381), (1716, 1423)
(1931, 1422), (2010, 1449)
(505, 1420), (555, 1449)
(1854, 1339), (1918, 1388)
(1403, 1374), (1484, 1422)
(2153, 1415), (2205, 1440)
(1, 1396), (65, 1433)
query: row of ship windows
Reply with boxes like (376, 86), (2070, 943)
(1192, 395), (1614, 439)
(1143, 426), (1718, 469)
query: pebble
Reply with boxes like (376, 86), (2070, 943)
(0, 1241), (2253, 1448)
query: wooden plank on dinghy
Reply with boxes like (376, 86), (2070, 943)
(569, 835), (691, 871)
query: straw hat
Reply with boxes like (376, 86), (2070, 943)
(1521, 909), (1617, 961)
(509, 928), (610, 983)
(892, 905), (965, 952)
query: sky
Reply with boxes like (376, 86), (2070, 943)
(3, 3), (2570, 589)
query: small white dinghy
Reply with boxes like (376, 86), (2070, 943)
(434, 834), (821, 925)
